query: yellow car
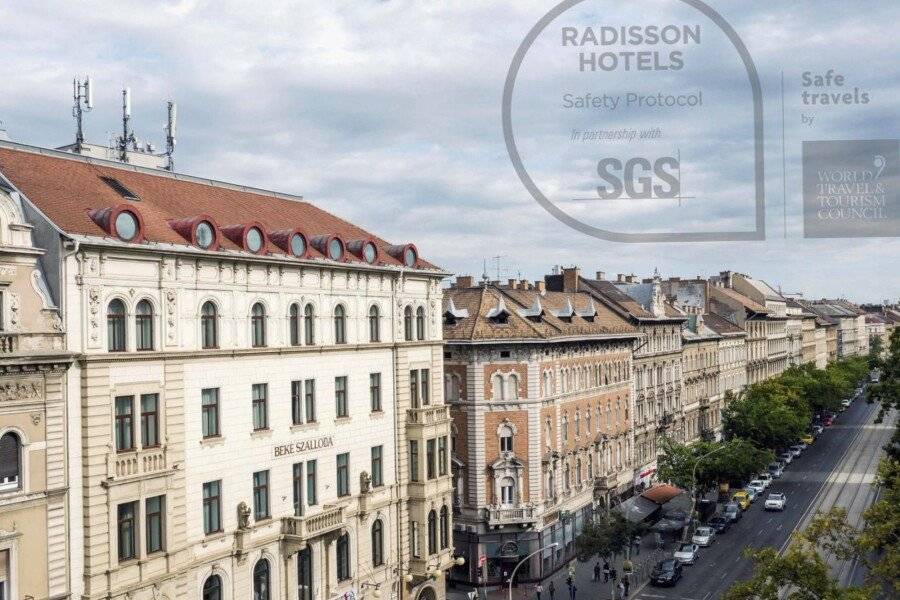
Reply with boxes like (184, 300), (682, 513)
(801, 434), (814, 445)
(731, 491), (751, 510)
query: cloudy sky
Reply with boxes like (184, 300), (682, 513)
(0, 0), (897, 302)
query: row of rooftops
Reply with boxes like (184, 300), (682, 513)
(442, 268), (890, 343)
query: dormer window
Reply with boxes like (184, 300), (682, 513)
(223, 222), (268, 255)
(348, 239), (379, 264)
(89, 204), (145, 243)
(115, 211), (139, 241)
(329, 238), (343, 261)
(196, 222), (215, 249)
(311, 235), (346, 262)
(290, 233), (306, 257)
(269, 229), (309, 258)
(169, 215), (220, 250)
(246, 227), (264, 253)
(386, 243), (419, 268)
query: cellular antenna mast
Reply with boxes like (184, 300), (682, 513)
(72, 76), (94, 152)
(164, 101), (177, 171)
(116, 87), (136, 163)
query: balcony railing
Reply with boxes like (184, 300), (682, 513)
(0, 332), (65, 354)
(486, 505), (537, 527)
(407, 404), (450, 425)
(282, 504), (345, 540)
(108, 446), (168, 480)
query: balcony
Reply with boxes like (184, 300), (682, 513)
(282, 504), (345, 541)
(107, 446), (169, 482)
(486, 505), (537, 528)
(0, 332), (65, 355)
(407, 404), (451, 425)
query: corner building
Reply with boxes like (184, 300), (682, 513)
(0, 141), (454, 600)
(443, 275), (639, 587)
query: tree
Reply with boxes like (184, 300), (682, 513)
(869, 327), (900, 424)
(657, 437), (772, 492)
(868, 335), (884, 371)
(574, 512), (634, 563)
(723, 383), (808, 450)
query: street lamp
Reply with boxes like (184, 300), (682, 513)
(682, 445), (726, 542)
(508, 543), (559, 600)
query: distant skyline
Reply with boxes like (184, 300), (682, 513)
(0, 0), (897, 302)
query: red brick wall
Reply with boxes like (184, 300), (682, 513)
(483, 363), (528, 399)
(484, 410), (530, 503)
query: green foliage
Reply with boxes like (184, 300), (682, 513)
(868, 335), (884, 371)
(869, 327), (900, 423)
(657, 437), (772, 491)
(574, 512), (634, 562)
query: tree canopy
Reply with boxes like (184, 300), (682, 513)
(574, 512), (635, 562)
(657, 437), (773, 491)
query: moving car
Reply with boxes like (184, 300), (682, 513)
(747, 480), (766, 495)
(731, 491), (751, 510)
(801, 434), (814, 445)
(765, 492), (787, 511)
(723, 502), (742, 522)
(650, 559), (683, 586)
(708, 515), (731, 533)
(692, 526), (716, 547)
(757, 473), (773, 488)
(673, 543), (700, 565)
(779, 451), (794, 465)
(768, 463), (784, 478)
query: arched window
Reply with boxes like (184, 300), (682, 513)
(440, 505), (450, 549)
(107, 299), (126, 351)
(372, 519), (384, 566)
(576, 458), (582, 483)
(289, 304), (301, 346)
(135, 299), (154, 351)
(0, 432), (21, 490)
(201, 301), (218, 349)
(500, 476), (515, 505)
(404, 306), (413, 341)
(574, 411), (581, 436)
(202, 575), (222, 600)
(337, 533), (351, 580)
(297, 546), (313, 600)
(585, 410), (592, 433)
(561, 414), (568, 441)
(303, 304), (315, 345)
(333, 305), (346, 344)
(251, 303), (266, 347)
(491, 373), (504, 400)
(427, 509), (438, 555)
(564, 462), (571, 491)
(499, 424), (513, 453)
(416, 306), (426, 340)
(253, 558), (270, 600)
(369, 305), (380, 342)
(506, 374), (519, 400)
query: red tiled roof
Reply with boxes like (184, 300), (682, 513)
(0, 143), (436, 270)
(641, 484), (684, 505)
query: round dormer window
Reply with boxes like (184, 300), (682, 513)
(246, 227), (264, 253)
(290, 233), (307, 257)
(363, 241), (377, 264)
(196, 221), (215, 249)
(114, 210), (139, 241)
(328, 238), (344, 261)
(404, 246), (417, 267)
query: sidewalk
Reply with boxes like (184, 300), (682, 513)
(448, 534), (672, 600)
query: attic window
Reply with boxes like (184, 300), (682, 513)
(101, 176), (139, 201)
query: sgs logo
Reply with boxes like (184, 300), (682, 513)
(596, 156), (681, 200)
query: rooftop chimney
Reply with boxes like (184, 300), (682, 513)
(617, 273), (625, 282)
(508, 279), (519, 289)
(456, 275), (474, 288)
(595, 271), (605, 280)
(626, 274), (637, 283)
(562, 267), (580, 292)
(535, 281), (546, 294)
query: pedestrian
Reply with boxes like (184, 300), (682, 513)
(602, 560), (610, 582)
(610, 567), (618, 583)
(633, 534), (641, 556)
(565, 575), (572, 589)
(593, 562), (600, 581)
(548, 581), (555, 600)
(569, 584), (577, 600)
(622, 575), (630, 597)
(535, 583), (543, 600)
(617, 581), (626, 599)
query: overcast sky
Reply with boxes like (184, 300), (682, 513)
(0, 0), (897, 303)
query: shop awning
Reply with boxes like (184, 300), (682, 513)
(616, 494), (660, 523)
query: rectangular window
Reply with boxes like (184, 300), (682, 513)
(252, 383), (268, 430)
(369, 373), (382, 412)
(335, 376), (348, 418)
(253, 470), (270, 520)
(114, 395), (134, 452)
(145, 495), (165, 554)
(410, 370), (419, 408)
(203, 481), (222, 535)
(201, 388), (220, 438)
(421, 369), (430, 405)
(371, 445), (383, 487)
(117, 501), (137, 562)
(291, 380), (303, 425)
(409, 440), (419, 482)
(438, 436), (448, 476)
(411, 521), (420, 557)
(140, 393), (160, 448)
(336, 453), (350, 496)
(426, 438), (436, 480)
(306, 459), (317, 506)
(304, 379), (316, 423)
(293, 462), (304, 517)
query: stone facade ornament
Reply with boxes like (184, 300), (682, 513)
(165, 290), (177, 343)
(237, 501), (251, 530)
(31, 412), (41, 425)
(88, 287), (101, 343)
(360, 471), (372, 494)
(8, 292), (20, 331)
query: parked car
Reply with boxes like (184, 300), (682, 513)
(731, 491), (751, 510)
(650, 559), (683, 586)
(743, 487), (759, 502)
(757, 473), (773, 488)
(801, 434), (814, 445)
(747, 480), (766, 495)
(841, 398), (852, 408)
(708, 515), (731, 533)
(673, 542), (700, 565)
(812, 425), (824, 436)
(723, 502), (742, 522)
(692, 526), (716, 547)
(779, 451), (794, 465)
(768, 463), (784, 478)
(789, 445), (804, 457)
(823, 416), (834, 427)
(765, 492), (787, 511)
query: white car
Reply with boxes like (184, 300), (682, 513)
(779, 452), (794, 465)
(789, 445), (804, 457)
(757, 473), (773, 488)
(841, 398), (852, 408)
(747, 480), (766, 495)
(673, 542), (700, 565)
(765, 492), (787, 511)
(691, 526), (716, 547)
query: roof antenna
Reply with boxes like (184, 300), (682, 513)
(72, 76), (94, 152)
(163, 101), (177, 171)
(481, 259), (489, 282)
(116, 87), (136, 163)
